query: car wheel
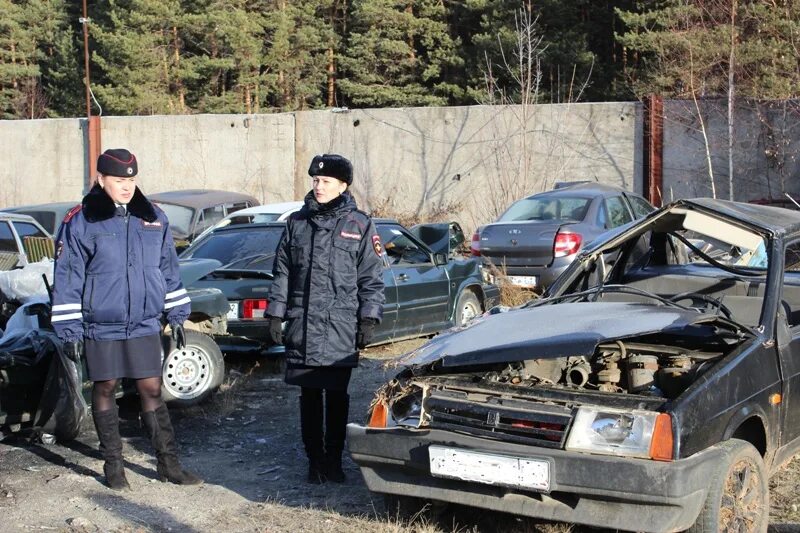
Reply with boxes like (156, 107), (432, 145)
(688, 439), (768, 533)
(160, 330), (224, 407)
(454, 290), (482, 327)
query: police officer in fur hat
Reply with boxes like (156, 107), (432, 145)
(51, 148), (201, 490)
(266, 154), (384, 483)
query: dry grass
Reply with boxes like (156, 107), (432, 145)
(481, 263), (540, 307)
(370, 197), (463, 228)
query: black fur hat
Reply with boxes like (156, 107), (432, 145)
(97, 148), (138, 177)
(308, 154), (352, 185)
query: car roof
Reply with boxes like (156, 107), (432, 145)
(524, 182), (632, 200)
(0, 211), (49, 224)
(148, 189), (259, 209)
(681, 198), (800, 237)
(229, 201), (304, 216)
(2, 201), (78, 212)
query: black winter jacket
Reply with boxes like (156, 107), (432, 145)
(266, 191), (384, 367)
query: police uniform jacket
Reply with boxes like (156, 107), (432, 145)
(266, 190), (384, 367)
(51, 184), (190, 342)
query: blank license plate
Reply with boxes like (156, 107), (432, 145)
(507, 275), (538, 287)
(227, 302), (239, 319)
(429, 446), (550, 492)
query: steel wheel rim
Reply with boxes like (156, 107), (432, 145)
(459, 299), (480, 326)
(719, 458), (763, 532)
(163, 345), (212, 400)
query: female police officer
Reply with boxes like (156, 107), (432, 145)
(51, 149), (201, 490)
(265, 154), (384, 483)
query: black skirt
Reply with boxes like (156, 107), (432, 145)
(285, 362), (353, 391)
(85, 334), (163, 382)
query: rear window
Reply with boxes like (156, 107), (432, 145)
(498, 197), (591, 222)
(184, 227), (284, 270)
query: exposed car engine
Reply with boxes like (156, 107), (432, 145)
(483, 340), (724, 399)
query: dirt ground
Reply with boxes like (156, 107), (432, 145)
(1, 339), (800, 533)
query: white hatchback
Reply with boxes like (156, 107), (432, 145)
(193, 201), (303, 242)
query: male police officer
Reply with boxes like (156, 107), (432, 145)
(51, 148), (201, 490)
(266, 154), (384, 483)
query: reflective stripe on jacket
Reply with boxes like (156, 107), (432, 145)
(51, 185), (190, 341)
(267, 190), (384, 367)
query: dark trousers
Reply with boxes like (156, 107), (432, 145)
(300, 387), (349, 481)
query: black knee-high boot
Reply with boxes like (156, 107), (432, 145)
(92, 407), (131, 491)
(140, 404), (202, 485)
(325, 390), (349, 483)
(300, 388), (326, 484)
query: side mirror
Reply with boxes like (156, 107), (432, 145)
(433, 252), (448, 266)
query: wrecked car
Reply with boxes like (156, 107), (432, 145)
(348, 198), (800, 532)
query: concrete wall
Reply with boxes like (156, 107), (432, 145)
(102, 114), (296, 203)
(296, 102), (642, 227)
(0, 118), (84, 207)
(0, 102), (643, 229)
(662, 99), (800, 203)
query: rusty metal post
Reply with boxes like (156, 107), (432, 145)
(80, 1), (101, 190)
(643, 94), (664, 207)
(87, 116), (102, 187)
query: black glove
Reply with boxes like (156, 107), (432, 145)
(171, 323), (186, 350)
(63, 340), (83, 362)
(268, 316), (283, 345)
(356, 318), (377, 349)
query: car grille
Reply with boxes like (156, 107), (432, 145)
(424, 387), (573, 448)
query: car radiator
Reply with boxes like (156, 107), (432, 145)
(424, 387), (573, 449)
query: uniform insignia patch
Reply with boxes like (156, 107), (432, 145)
(142, 220), (162, 228)
(340, 230), (361, 240)
(372, 234), (383, 256)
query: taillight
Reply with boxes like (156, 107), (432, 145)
(471, 231), (481, 256)
(553, 231), (582, 258)
(243, 299), (268, 318)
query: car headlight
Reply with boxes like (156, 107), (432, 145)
(390, 387), (423, 427)
(565, 407), (673, 461)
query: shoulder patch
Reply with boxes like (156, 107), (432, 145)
(372, 234), (383, 257)
(63, 204), (82, 223)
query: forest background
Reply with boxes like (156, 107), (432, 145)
(2, 0), (799, 120)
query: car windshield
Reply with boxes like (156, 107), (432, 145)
(498, 197), (590, 222)
(153, 202), (194, 236)
(183, 227), (284, 270)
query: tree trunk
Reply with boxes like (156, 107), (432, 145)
(727, 0), (736, 201)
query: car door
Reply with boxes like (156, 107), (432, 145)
(374, 258), (399, 343)
(379, 224), (450, 336)
(777, 240), (800, 446)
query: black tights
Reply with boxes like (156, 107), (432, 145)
(92, 377), (163, 413)
(300, 387), (347, 408)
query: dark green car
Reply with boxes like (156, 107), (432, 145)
(179, 219), (501, 355)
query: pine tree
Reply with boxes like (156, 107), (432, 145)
(261, 0), (333, 111)
(617, 0), (800, 99)
(0, 0), (77, 118)
(338, 0), (463, 107)
(91, 0), (186, 115)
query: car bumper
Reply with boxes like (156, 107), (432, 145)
(213, 320), (285, 356)
(482, 283), (501, 309)
(347, 424), (723, 533)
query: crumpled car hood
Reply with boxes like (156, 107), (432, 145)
(395, 302), (730, 368)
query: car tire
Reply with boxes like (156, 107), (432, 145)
(687, 439), (769, 533)
(454, 289), (482, 327)
(160, 330), (224, 408)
